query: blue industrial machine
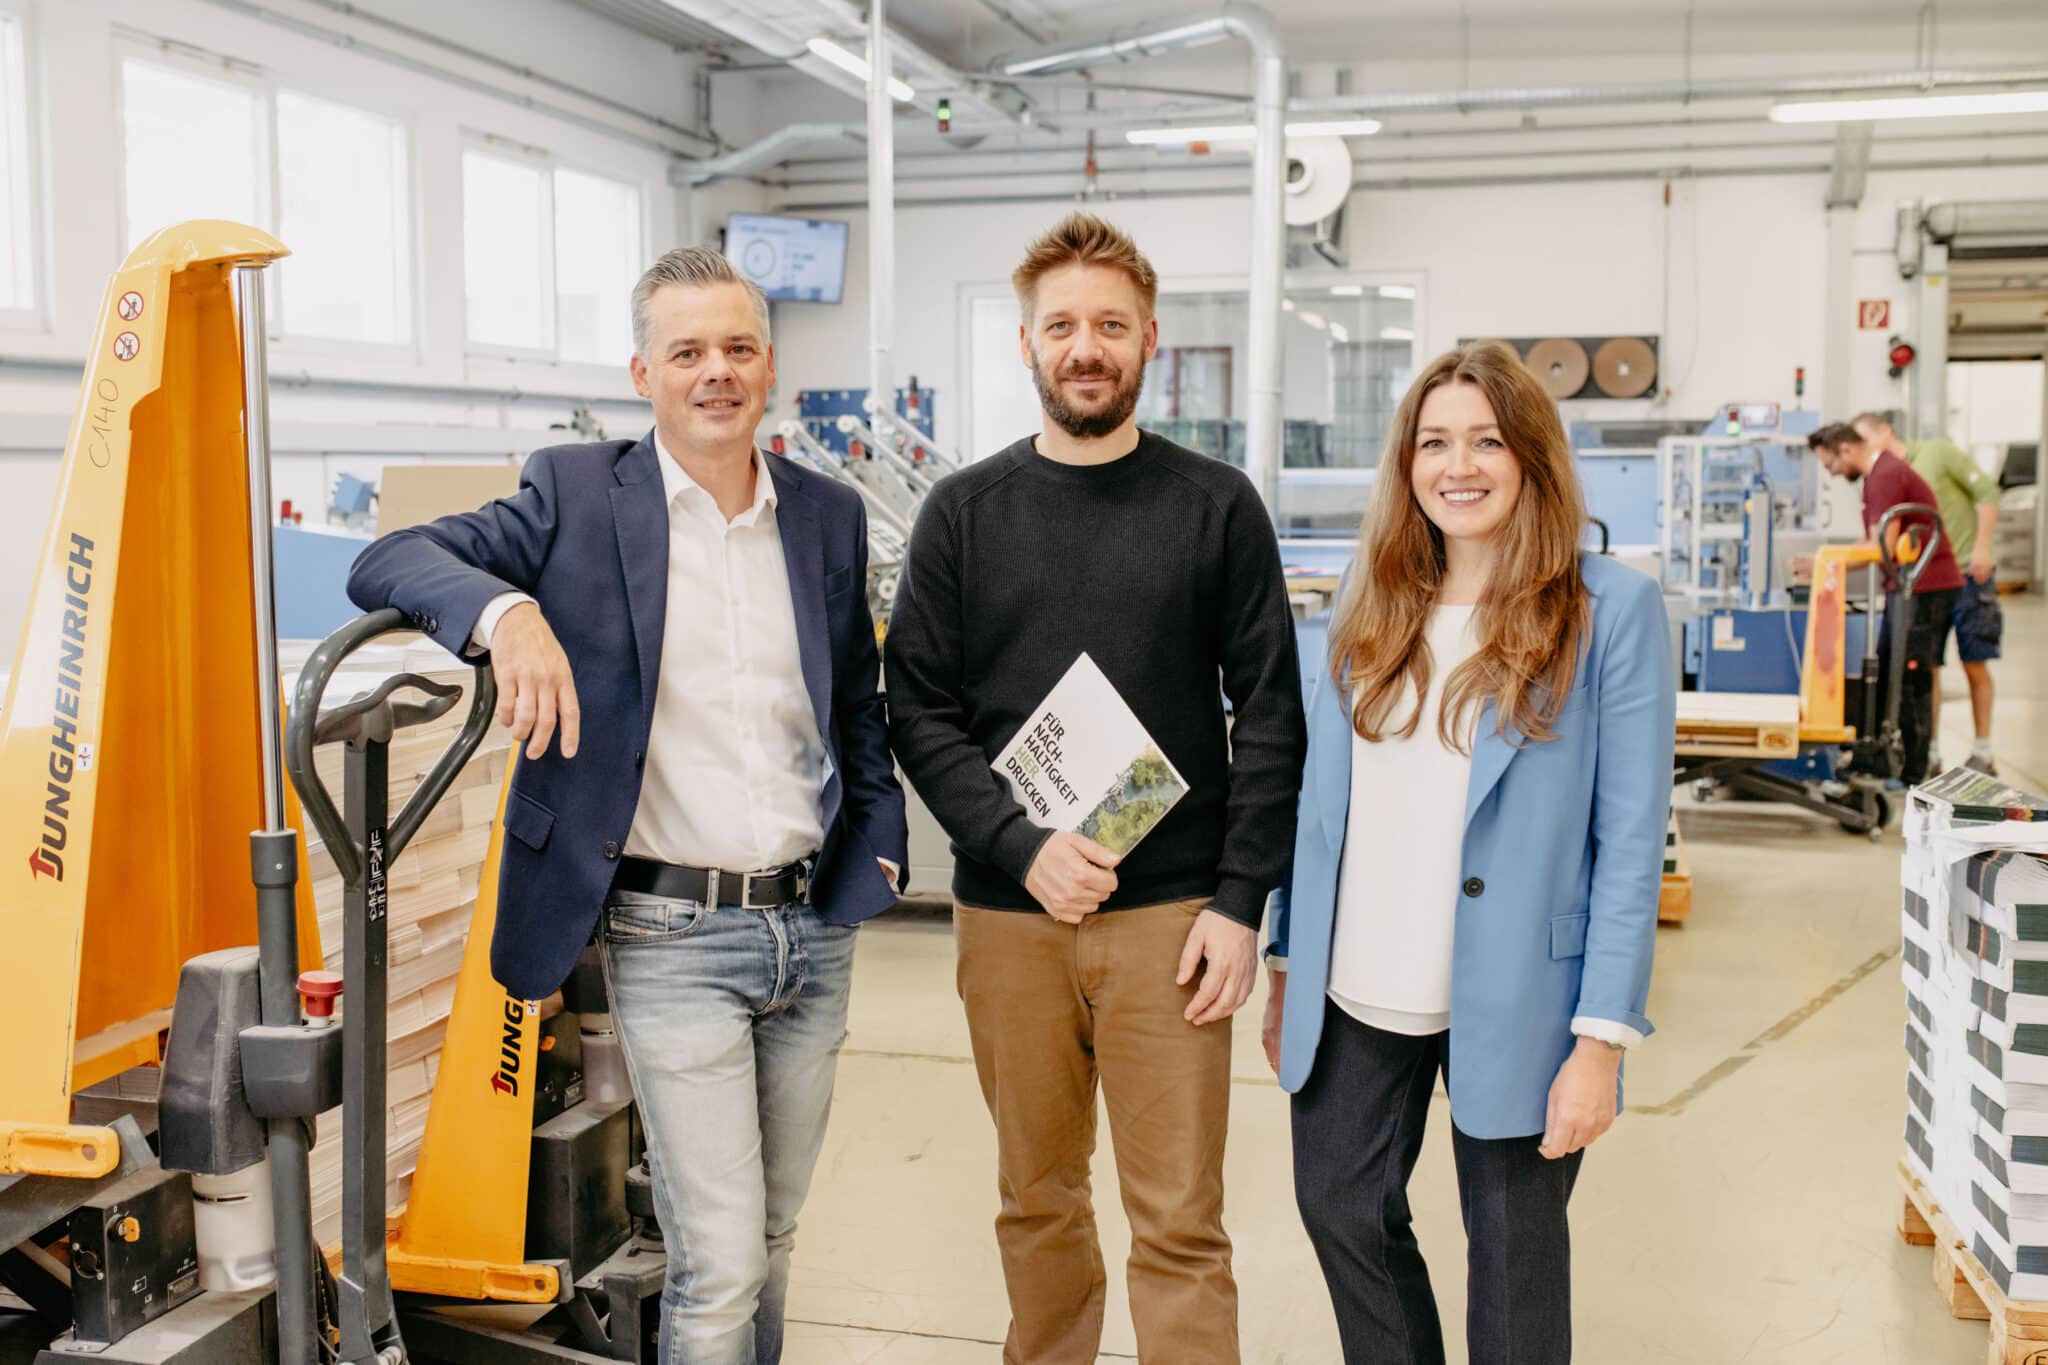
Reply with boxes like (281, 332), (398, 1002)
(797, 383), (935, 457)
(331, 472), (376, 525)
(1681, 603), (1873, 786)
(1571, 417), (1695, 549)
(1572, 406), (1822, 567)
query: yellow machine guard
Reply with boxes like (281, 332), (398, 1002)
(0, 221), (323, 1167)
(387, 759), (561, 1302)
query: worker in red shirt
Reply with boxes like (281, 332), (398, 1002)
(1806, 422), (1963, 787)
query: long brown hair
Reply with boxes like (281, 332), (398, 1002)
(1328, 339), (1592, 751)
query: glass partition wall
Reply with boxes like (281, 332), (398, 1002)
(1134, 279), (1420, 535)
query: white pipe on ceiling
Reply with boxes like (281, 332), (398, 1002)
(682, 123), (864, 185)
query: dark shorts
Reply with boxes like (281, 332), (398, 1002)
(1951, 574), (2004, 665)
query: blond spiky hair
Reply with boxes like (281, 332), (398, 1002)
(1011, 212), (1159, 321)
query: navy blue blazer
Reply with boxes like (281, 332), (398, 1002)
(346, 432), (910, 1001)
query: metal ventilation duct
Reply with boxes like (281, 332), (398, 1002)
(569, 0), (745, 50)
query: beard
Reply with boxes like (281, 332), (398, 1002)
(1033, 350), (1146, 440)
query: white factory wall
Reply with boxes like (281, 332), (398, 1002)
(0, 0), (713, 644)
(4, 0), (2048, 645)
(761, 165), (2048, 456)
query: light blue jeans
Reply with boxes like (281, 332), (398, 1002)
(598, 888), (857, 1365)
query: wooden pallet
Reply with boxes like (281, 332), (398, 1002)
(1898, 1159), (2048, 1364)
(1658, 815), (1692, 927)
(1674, 691), (1801, 759)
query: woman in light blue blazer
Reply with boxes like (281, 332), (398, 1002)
(1262, 340), (1674, 1365)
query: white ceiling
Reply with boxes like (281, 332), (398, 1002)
(875, 0), (2048, 68)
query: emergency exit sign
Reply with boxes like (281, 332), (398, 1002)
(1858, 299), (1891, 329)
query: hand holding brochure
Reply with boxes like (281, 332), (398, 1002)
(992, 652), (1189, 858)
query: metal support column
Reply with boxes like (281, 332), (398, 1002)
(2036, 344), (2048, 586)
(868, 0), (895, 417)
(236, 261), (319, 1365)
(1912, 240), (1950, 441)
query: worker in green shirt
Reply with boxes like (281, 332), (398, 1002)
(1854, 412), (2004, 776)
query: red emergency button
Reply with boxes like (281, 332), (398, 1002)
(297, 970), (343, 1019)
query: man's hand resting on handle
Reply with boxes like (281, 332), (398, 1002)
(1023, 831), (1120, 925)
(492, 602), (582, 761)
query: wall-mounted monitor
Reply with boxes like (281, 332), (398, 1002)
(725, 213), (849, 304)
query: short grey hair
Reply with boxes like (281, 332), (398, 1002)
(631, 245), (772, 357)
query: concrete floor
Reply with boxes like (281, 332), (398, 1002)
(782, 595), (2048, 1365)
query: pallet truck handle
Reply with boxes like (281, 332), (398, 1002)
(285, 608), (498, 885)
(313, 671), (461, 748)
(1876, 501), (1943, 595)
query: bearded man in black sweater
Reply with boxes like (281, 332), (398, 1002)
(884, 213), (1306, 1365)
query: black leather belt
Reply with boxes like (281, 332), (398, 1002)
(614, 855), (811, 910)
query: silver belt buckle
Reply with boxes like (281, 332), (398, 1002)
(741, 869), (776, 910)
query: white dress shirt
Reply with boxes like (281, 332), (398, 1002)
(1321, 603), (1640, 1050)
(475, 437), (830, 873)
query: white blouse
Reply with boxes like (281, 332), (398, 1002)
(1326, 605), (1479, 1036)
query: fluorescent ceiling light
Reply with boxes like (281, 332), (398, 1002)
(1298, 309), (1327, 330)
(1329, 284), (1364, 297)
(1125, 118), (1382, 145)
(1281, 298), (1296, 312)
(1381, 326), (1414, 341)
(1378, 284), (1417, 300)
(1329, 322), (1350, 343)
(1769, 89), (2048, 123)
(807, 37), (915, 103)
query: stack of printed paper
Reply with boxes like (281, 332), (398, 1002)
(1908, 768), (2048, 1301)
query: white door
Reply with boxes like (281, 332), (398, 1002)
(964, 290), (1045, 462)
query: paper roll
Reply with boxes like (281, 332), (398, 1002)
(1524, 338), (1590, 399)
(1593, 337), (1658, 398)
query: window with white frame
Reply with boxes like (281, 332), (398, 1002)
(463, 146), (553, 355)
(463, 145), (644, 365)
(121, 48), (419, 351)
(1129, 282), (1421, 534)
(0, 12), (34, 317)
(120, 54), (269, 251)
(277, 91), (412, 346)
(553, 167), (640, 367)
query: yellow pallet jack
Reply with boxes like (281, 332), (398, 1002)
(0, 221), (426, 1365)
(1675, 506), (1944, 835)
(1, 220), (665, 1365)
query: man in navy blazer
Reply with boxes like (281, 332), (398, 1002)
(347, 246), (907, 1365)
